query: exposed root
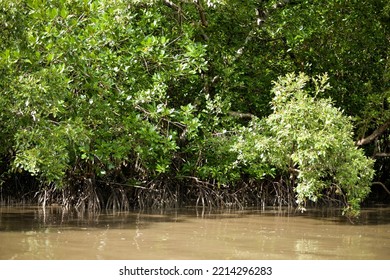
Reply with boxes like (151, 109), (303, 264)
(74, 178), (102, 212)
(135, 180), (179, 209)
(106, 186), (130, 211)
(6, 172), (382, 216)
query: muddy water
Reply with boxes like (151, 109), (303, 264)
(0, 206), (389, 260)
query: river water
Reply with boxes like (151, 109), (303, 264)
(0, 206), (389, 260)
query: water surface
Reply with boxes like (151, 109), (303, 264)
(1, 206), (389, 259)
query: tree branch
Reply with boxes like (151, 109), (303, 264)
(356, 118), (390, 146)
(374, 152), (390, 158)
(162, 0), (180, 11)
(372, 182), (390, 195)
(195, 0), (208, 27)
(228, 111), (256, 119)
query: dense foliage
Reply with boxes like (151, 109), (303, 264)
(232, 73), (375, 216)
(1, 0), (389, 217)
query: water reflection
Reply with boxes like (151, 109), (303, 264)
(1, 206), (390, 259)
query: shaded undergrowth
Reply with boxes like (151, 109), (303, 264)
(0, 172), (357, 213)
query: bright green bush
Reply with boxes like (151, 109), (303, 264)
(232, 73), (375, 216)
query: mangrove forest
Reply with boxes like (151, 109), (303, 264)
(1, 0), (390, 218)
